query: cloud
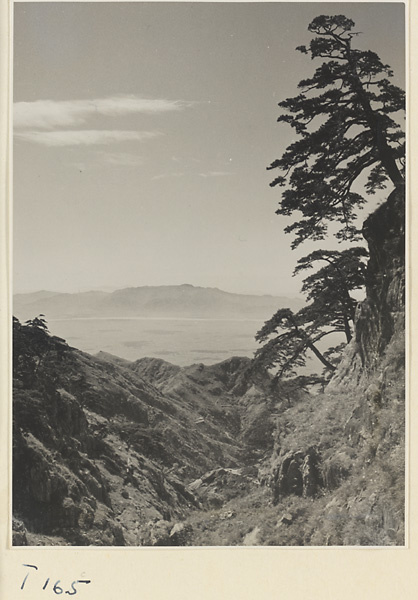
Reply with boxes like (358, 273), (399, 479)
(198, 171), (234, 178)
(14, 129), (161, 147)
(69, 151), (144, 170)
(99, 152), (144, 167)
(152, 172), (186, 181)
(14, 96), (193, 130)
(152, 170), (235, 181)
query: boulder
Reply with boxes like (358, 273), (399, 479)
(12, 518), (28, 546)
(273, 448), (323, 502)
(169, 522), (193, 545)
(279, 513), (293, 525)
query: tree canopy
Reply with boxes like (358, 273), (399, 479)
(24, 314), (49, 331)
(268, 14), (405, 248)
(256, 15), (404, 384)
(294, 247), (368, 343)
(255, 307), (338, 379)
(255, 246), (367, 380)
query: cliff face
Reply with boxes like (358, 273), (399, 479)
(330, 187), (405, 387)
(254, 187), (406, 545)
(360, 188), (405, 360)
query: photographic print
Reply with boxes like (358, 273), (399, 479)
(12, 2), (406, 547)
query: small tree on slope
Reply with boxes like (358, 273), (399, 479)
(294, 247), (368, 344)
(255, 246), (368, 381)
(255, 308), (338, 379)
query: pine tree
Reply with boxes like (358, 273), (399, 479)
(294, 247), (368, 343)
(255, 247), (367, 379)
(255, 308), (338, 379)
(268, 15), (405, 249)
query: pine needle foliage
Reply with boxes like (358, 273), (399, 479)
(268, 15), (405, 248)
(255, 247), (368, 379)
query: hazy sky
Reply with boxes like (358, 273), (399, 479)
(13, 2), (405, 296)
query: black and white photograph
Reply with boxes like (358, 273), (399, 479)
(12, 1), (406, 548)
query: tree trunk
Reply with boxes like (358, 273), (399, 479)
(346, 55), (404, 188)
(306, 340), (336, 372)
(343, 314), (352, 343)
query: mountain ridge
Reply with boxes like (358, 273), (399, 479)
(14, 284), (304, 321)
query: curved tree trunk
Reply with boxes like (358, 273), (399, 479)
(345, 51), (404, 188)
(343, 313), (352, 343)
(306, 340), (336, 372)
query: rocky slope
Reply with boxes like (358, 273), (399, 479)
(251, 185), (406, 546)
(12, 319), (404, 546)
(330, 188), (405, 388)
(12, 321), (275, 546)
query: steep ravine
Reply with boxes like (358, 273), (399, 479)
(12, 323), (275, 546)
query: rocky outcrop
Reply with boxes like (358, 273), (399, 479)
(12, 518), (28, 546)
(256, 187), (405, 544)
(187, 467), (258, 509)
(271, 448), (323, 503)
(359, 188), (405, 361)
(139, 520), (194, 547)
(329, 188), (405, 388)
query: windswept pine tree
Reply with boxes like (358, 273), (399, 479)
(257, 15), (405, 381)
(255, 247), (367, 381)
(255, 308), (338, 378)
(268, 15), (405, 248)
(294, 247), (368, 343)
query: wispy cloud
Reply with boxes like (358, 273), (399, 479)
(152, 170), (235, 181)
(152, 172), (186, 181)
(99, 152), (144, 167)
(69, 151), (144, 170)
(14, 95), (194, 130)
(199, 171), (234, 178)
(15, 129), (161, 147)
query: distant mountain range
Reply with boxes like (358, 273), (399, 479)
(14, 284), (304, 321)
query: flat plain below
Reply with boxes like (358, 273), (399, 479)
(46, 316), (265, 366)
